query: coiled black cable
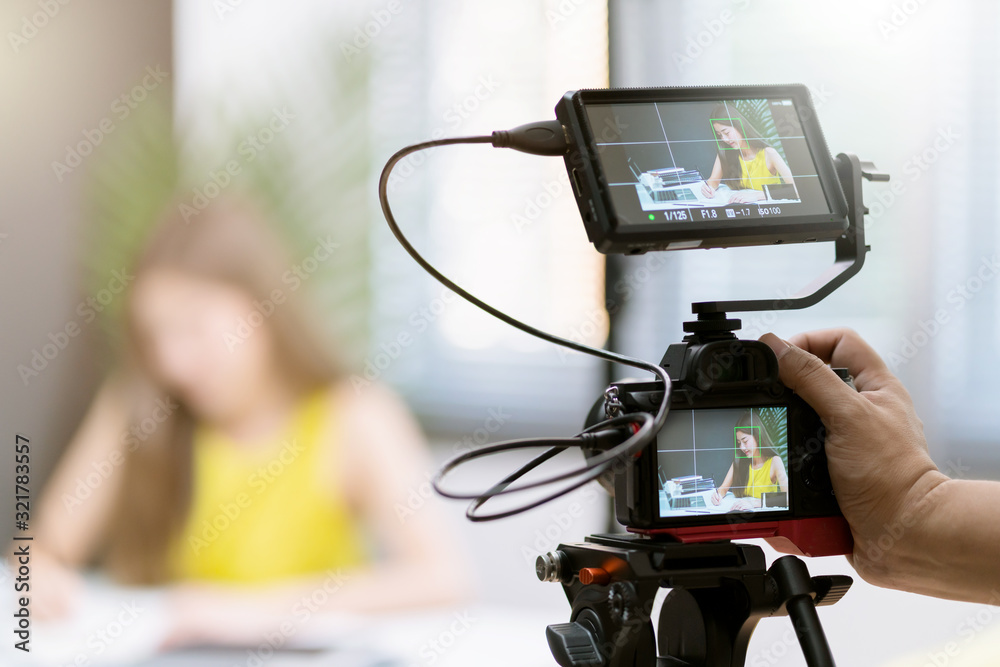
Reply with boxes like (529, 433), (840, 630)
(377, 129), (672, 521)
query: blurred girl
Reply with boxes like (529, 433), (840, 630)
(32, 195), (470, 648)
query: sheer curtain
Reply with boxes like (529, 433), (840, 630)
(175, 0), (610, 438)
(369, 0), (610, 436)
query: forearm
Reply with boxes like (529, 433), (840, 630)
(167, 560), (473, 647)
(271, 560), (472, 615)
(856, 471), (1000, 604)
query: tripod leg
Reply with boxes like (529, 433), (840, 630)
(769, 556), (836, 667)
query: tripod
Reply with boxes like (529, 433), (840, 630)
(537, 534), (851, 666)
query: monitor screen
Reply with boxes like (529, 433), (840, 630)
(584, 97), (834, 228)
(656, 406), (790, 519)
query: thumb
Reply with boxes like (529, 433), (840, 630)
(759, 333), (856, 423)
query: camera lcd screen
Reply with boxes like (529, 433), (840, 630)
(585, 97), (832, 227)
(656, 406), (790, 519)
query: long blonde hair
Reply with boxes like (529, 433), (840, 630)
(100, 194), (347, 584)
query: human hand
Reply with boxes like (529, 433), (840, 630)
(701, 182), (715, 198)
(31, 548), (85, 622)
(727, 191), (762, 204)
(759, 329), (945, 587)
(731, 498), (755, 512)
(160, 583), (275, 650)
(710, 489), (721, 505)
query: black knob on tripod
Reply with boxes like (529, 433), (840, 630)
(546, 621), (604, 666)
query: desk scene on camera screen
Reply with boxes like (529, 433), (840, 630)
(656, 407), (790, 519)
(585, 98), (833, 225)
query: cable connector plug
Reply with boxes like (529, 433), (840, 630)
(491, 120), (568, 156)
(578, 426), (632, 452)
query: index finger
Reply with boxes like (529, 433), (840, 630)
(785, 328), (896, 393)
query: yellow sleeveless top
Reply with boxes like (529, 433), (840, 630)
(745, 456), (779, 500)
(167, 387), (368, 583)
(738, 149), (783, 190)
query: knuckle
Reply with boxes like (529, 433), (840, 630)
(794, 352), (833, 384)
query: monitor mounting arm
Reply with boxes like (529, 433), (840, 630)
(693, 153), (888, 316)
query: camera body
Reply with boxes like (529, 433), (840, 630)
(586, 319), (853, 557)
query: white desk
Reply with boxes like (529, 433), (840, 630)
(658, 489), (788, 518)
(633, 183), (800, 212)
(0, 563), (557, 667)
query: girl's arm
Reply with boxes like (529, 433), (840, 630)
(35, 374), (133, 565)
(712, 463), (735, 504)
(29, 375), (133, 619)
(771, 455), (789, 492)
(764, 147), (795, 186)
(330, 380), (474, 611)
(701, 155), (723, 196)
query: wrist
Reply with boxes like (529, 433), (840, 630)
(851, 468), (950, 590)
(163, 582), (212, 648)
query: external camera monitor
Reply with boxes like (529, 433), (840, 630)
(556, 85), (849, 253)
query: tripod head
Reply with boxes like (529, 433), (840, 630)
(539, 535), (851, 667)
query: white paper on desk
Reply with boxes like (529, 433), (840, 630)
(0, 560), (171, 666)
